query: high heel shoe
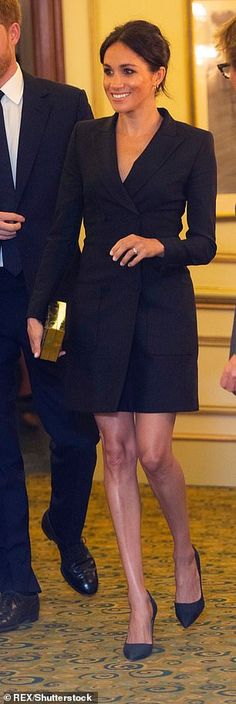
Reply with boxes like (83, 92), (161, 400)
(175, 546), (205, 628)
(123, 591), (157, 661)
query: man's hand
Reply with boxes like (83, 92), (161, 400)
(220, 354), (236, 393)
(27, 318), (44, 358)
(110, 234), (164, 267)
(0, 211), (25, 239)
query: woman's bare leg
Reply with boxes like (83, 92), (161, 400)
(95, 411), (153, 643)
(136, 413), (201, 603)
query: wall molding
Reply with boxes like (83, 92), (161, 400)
(179, 404), (236, 416)
(214, 252), (236, 264)
(197, 302), (235, 310)
(199, 335), (230, 348)
(173, 432), (236, 442)
(195, 286), (236, 307)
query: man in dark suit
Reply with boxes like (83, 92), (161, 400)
(0, 0), (99, 632)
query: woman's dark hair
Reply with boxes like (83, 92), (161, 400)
(100, 19), (170, 94)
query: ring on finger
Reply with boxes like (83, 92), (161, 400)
(133, 246), (138, 255)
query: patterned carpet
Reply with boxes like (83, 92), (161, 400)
(1, 475), (236, 703)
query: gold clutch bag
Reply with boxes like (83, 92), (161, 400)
(40, 300), (67, 362)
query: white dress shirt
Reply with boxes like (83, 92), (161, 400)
(0, 64), (24, 266)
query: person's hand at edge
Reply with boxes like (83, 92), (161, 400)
(27, 318), (44, 358)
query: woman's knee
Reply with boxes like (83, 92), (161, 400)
(139, 445), (173, 478)
(102, 438), (137, 476)
(96, 413), (137, 478)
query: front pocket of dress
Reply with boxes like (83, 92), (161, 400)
(146, 273), (198, 356)
(147, 306), (197, 355)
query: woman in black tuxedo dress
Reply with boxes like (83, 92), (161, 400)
(28, 20), (217, 659)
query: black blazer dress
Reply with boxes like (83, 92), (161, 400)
(28, 108), (217, 413)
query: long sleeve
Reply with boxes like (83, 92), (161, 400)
(27, 125), (84, 321)
(158, 131), (217, 267)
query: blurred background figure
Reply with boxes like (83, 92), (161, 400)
(217, 17), (236, 392)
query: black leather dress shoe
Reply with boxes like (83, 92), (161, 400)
(0, 592), (39, 632)
(41, 510), (98, 595)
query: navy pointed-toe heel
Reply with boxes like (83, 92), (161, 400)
(175, 547), (205, 628)
(123, 591), (157, 661)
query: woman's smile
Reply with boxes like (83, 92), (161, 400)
(110, 91), (131, 100)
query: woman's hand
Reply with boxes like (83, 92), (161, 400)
(110, 234), (164, 267)
(0, 211), (25, 239)
(27, 318), (44, 358)
(220, 355), (236, 393)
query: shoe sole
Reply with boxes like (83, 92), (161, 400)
(0, 612), (39, 633)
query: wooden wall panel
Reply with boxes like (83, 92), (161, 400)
(31, 0), (65, 82)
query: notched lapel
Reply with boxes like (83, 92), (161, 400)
(94, 115), (139, 215)
(124, 110), (185, 197)
(16, 74), (52, 206)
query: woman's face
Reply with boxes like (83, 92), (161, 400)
(103, 41), (165, 114)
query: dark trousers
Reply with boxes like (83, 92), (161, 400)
(0, 269), (98, 593)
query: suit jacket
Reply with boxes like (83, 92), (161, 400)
(28, 109), (217, 411)
(0, 71), (92, 293)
